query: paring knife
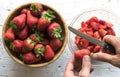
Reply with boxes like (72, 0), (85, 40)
(68, 26), (115, 54)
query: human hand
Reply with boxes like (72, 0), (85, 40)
(64, 55), (92, 77)
(92, 35), (120, 68)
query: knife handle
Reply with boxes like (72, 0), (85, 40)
(103, 42), (116, 54)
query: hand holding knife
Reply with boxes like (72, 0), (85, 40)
(68, 26), (116, 54)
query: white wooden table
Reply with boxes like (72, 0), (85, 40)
(0, 0), (120, 77)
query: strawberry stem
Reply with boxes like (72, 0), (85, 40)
(30, 3), (40, 12)
(9, 21), (17, 30)
(90, 52), (94, 58)
(35, 47), (45, 57)
(52, 26), (63, 40)
(42, 9), (56, 23)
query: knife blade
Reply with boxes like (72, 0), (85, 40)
(68, 26), (115, 54)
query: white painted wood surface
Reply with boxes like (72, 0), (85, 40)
(0, 0), (120, 77)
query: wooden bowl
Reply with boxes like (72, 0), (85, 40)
(2, 3), (68, 68)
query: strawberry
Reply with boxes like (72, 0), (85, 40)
(21, 9), (29, 14)
(4, 27), (15, 41)
(79, 38), (89, 48)
(29, 31), (44, 43)
(11, 14), (26, 30)
(47, 22), (63, 40)
(38, 9), (56, 31)
(44, 45), (55, 61)
(15, 26), (28, 40)
(50, 38), (62, 51)
(9, 39), (23, 53)
(90, 22), (99, 31)
(23, 52), (41, 64)
(34, 44), (45, 57)
(30, 3), (43, 17)
(86, 16), (98, 25)
(74, 49), (90, 60)
(27, 10), (38, 29)
(22, 38), (36, 53)
(93, 45), (101, 53)
(98, 28), (107, 38)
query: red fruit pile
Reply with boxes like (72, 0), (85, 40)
(74, 16), (116, 60)
(4, 3), (64, 64)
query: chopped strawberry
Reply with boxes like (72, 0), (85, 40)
(87, 45), (94, 52)
(93, 31), (100, 39)
(98, 28), (107, 38)
(75, 36), (81, 44)
(27, 10), (38, 29)
(74, 49), (90, 60)
(34, 44), (45, 57)
(50, 38), (62, 51)
(90, 22), (99, 31)
(38, 9), (56, 31)
(4, 27), (15, 41)
(86, 16), (98, 25)
(12, 14), (26, 30)
(22, 38), (36, 53)
(93, 45), (101, 53)
(30, 3), (43, 17)
(44, 45), (55, 61)
(81, 21), (88, 28)
(106, 27), (116, 36)
(23, 52), (41, 64)
(48, 22), (63, 40)
(79, 38), (89, 48)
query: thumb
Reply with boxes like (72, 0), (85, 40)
(79, 55), (91, 77)
(92, 52), (116, 63)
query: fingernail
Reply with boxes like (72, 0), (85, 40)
(83, 55), (90, 62)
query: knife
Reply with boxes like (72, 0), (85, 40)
(68, 26), (115, 54)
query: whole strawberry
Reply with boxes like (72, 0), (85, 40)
(44, 45), (55, 61)
(38, 9), (56, 31)
(30, 3), (43, 17)
(50, 38), (62, 51)
(9, 39), (23, 53)
(4, 27), (15, 41)
(11, 14), (26, 30)
(48, 22), (63, 40)
(27, 10), (38, 30)
(21, 9), (29, 14)
(15, 26), (28, 40)
(34, 44), (45, 57)
(23, 52), (41, 64)
(22, 38), (36, 53)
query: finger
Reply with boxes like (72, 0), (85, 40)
(103, 35), (120, 50)
(79, 55), (91, 77)
(92, 52), (116, 64)
(64, 55), (75, 77)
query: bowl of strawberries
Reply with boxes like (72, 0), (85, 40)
(2, 2), (68, 67)
(68, 8), (120, 60)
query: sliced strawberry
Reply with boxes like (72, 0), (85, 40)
(93, 31), (100, 39)
(98, 28), (107, 38)
(93, 45), (101, 53)
(79, 38), (89, 48)
(90, 22), (99, 31)
(44, 45), (55, 61)
(86, 16), (98, 25)
(75, 36), (81, 44)
(81, 21), (88, 28)
(74, 49), (90, 60)
(87, 45), (94, 52)
(106, 27), (116, 36)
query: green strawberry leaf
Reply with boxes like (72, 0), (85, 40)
(52, 26), (63, 40)
(20, 54), (23, 61)
(35, 47), (45, 57)
(29, 38), (36, 45)
(34, 31), (44, 43)
(9, 21), (17, 30)
(42, 9), (56, 23)
(9, 43), (14, 51)
(30, 3), (40, 12)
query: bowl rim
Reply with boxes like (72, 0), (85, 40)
(2, 2), (68, 68)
